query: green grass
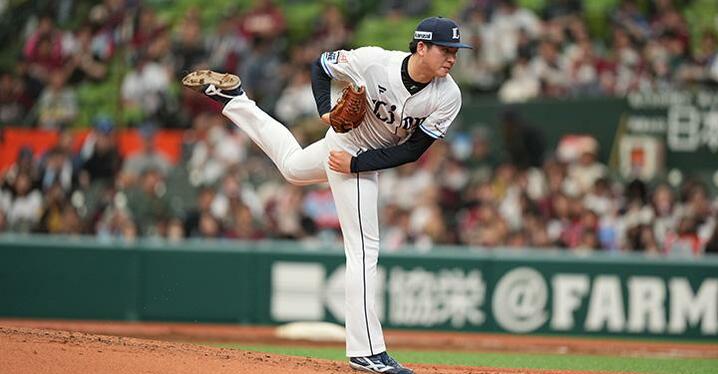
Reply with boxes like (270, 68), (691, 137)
(209, 343), (718, 374)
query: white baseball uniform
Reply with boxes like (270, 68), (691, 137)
(222, 46), (462, 357)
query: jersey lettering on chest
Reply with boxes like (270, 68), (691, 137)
(371, 98), (429, 131)
(401, 116), (427, 130)
(371, 78), (431, 134)
(371, 99), (396, 124)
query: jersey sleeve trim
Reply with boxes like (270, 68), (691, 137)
(419, 123), (444, 139)
(320, 53), (335, 79)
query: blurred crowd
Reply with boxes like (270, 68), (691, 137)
(1, 0), (348, 129)
(1, 0), (717, 255)
(2, 0), (718, 128)
(453, 0), (718, 100)
(2, 109), (717, 256)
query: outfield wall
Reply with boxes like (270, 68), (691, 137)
(1, 236), (716, 340)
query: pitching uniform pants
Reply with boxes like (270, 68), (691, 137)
(223, 95), (386, 357)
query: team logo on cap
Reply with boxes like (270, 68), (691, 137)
(414, 31), (432, 41)
(452, 28), (460, 39)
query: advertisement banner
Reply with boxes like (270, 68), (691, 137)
(626, 90), (718, 170)
(266, 251), (718, 340)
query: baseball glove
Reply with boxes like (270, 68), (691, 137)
(330, 85), (367, 133)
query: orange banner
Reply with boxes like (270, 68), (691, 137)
(0, 128), (184, 172)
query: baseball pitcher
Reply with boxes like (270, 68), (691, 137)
(182, 16), (471, 374)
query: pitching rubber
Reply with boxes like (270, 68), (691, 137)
(181, 70), (241, 92)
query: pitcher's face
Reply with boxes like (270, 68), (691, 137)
(421, 43), (458, 78)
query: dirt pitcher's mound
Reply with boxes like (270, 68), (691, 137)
(1, 326), (629, 374)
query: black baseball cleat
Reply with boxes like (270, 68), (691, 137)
(349, 351), (414, 374)
(181, 70), (243, 105)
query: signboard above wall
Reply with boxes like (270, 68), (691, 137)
(459, 92), (718, 187)
(626, 90), (718, 171)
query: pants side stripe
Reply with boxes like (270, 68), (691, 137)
(357, 172), (373, 355)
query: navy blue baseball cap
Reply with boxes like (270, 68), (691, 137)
(413, 16), (472, 49)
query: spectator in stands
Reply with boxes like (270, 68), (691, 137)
(224, 202), (264, 240)
(122, 121), (171, 182)
(22, 13), (64, 99)
(34, 70), (78, 129)
(379, 0), (430, 17)
(188, 113), (247, 185)
(699, 31), (718, 84)
(530, 39), (570, 96)
(498, 54), (540, 102)
(166, 217), (185, 242)
(239, 36), (284, 111)
(0, 72), (29, 125)
(563, 20), (601, 95)
(64, 25), (109, 85)
(437, 156), (471, 218)
(312, 4), (351, 52)
(131, 6), (163, 52)
(379, 162), (433, 211)
(146, 26), (175, 71)
(679, 31), (718, 85)
(455, 5), (503, 93)
(171, 11), (207, 79)
(59, 197), (85, 235)
(36, 183), (82, 235)
(491, 0), (541, 66)
(210, 171), (262, 227)
(506, 229), (529, 248)
(664, 215), (702, 256)
(274, 66), (317, 125)
(101, 0), (134, 37)
(649, 0), (689, 51)
(463, 127), (498, 185)
(238, 0), (286, 40)
(2, 172), (43, 232)
(79, 116), (122, 187)
(2, 147), (39, 188)
(542, 0), (582, 21)
(0, 208), (6, 232)
(264, 184), (313, 240)
(120, 51), (172, 124)
(85, 4), (116, 60)
(184, 185), (216, 238)
(302, 185), (340, 238)
(566, 140), (607, 196)
(38, 146), (75, 193)
(198, 212), (222, 238)
(578, 227), (602, 250)
(96, 204), (138, 243)
(680, 181), (715, 248)
(409, 187), (448, 250)
(206, 11), (249, 74)
(481, 205), (510, 247)
(525, 213), (553, 247)
(611, 0), (651, 43)
(380, 204), (412, 251)
(650, 183), (676, 247)
(457, 200), (480, 246)
(661, 30), (690, 80)
(609, 27), (643, 95)
(545, 192), (570, 245)
(125, 167), (170, 237)
(574, 209), (599, 250)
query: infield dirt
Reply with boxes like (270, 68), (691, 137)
(1, 320), (715, 374)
